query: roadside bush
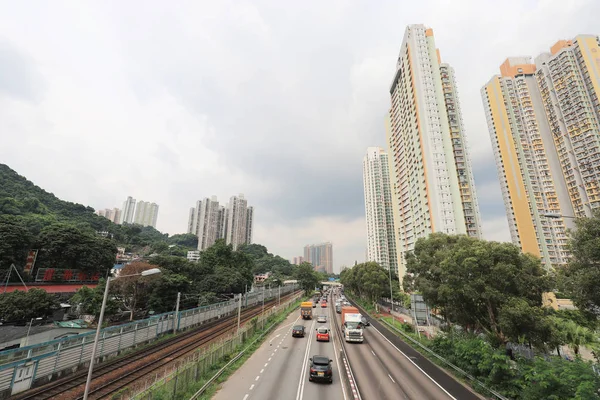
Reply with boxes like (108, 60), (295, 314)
(429, 332), (600, 399)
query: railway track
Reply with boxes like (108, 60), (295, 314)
(14, 291), (301, 400)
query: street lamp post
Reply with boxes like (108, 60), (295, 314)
(24, 317), (43, 347)
(541, 213), (577, 219)
(388, 266), (394, 316)
(83, 268), (161, 400)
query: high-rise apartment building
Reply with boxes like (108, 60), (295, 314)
(226, 194), (250, 250)
(386, 25), (482, 282)
(95, 208), (122, 224)
(481, 35), (600, 269)
(188, 197), (221, 250)
(303, 243), (333, 274)
(292, 256), (305, 265)
(120, 196), (136, 224)
(188, 194), (253, 251)
(363, 147), (398, 274)
(246, 206), (254, 245)
(133, 201), (159, 228)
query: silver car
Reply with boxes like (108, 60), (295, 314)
(317, 315), (327, 323)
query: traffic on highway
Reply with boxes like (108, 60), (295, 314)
(213, 286), (479, 400)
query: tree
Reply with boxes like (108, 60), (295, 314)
(194, 239), (254, 295)
(404, 233), (552, 345)
(35, 223), (117, 273)
(148, 272), (192, 313)
(0, 215), (33, 270)
(69, 279), (118, 319)
(167, 233), (198, 248)
(0, 288), (59, 321)
(563, 210), (600, 315)
(340, 262), (389, 303)
(111, 262), (161, 320)
(295, 262), (319, 294)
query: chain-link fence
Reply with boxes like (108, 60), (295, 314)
(127, 293), (302, 400)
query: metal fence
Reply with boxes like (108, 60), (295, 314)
(129, 292), (303, 400)
(0, 285), (298, 397)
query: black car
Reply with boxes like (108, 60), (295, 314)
(292, 325), (305, 337)
(309, 355), (333, 383)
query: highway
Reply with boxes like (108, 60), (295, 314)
(213, 298), (347, 400)
(333, 292), (482, 400)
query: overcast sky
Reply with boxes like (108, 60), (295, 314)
(0, 1), (598, 272)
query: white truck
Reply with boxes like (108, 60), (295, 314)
(342, 313), (364, 343)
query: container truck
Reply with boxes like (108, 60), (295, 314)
(300, 301), (313, 320)
(341, 306), (364, 343)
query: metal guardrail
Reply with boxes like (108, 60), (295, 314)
(379, 319), (510, 400)
(0, 284), (298, 397)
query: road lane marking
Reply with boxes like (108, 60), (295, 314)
(249, 384), (255, 390)
(371, 350), (376, 357)
(243, 395), (249, 400)
(274, 316), (300, 333)
(371, 325), (457, 399)
(296, 319), (315, 400)
(255, 375), (260, 381)
(260, 368), (264, 374)
(269, 334), (281, 343)
(268, 357), (272, 361)
(264, 363), (268, 367)
(388, 374), (395, 383)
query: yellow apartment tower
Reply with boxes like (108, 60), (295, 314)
(481, 35), (600, 269)
(386, 25), (482, 283)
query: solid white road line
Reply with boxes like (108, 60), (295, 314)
(296, 319), (315, 400)
(329, 301), (349, 400)
(371, 325), (456, 399)
(388, 374), (396, 383)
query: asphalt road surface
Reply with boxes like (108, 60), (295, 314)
(213, 299), (346, 400)
(333, 292), (481, 400)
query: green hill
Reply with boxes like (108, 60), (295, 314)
(0, 164), (196, 277)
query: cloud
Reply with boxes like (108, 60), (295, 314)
(0, 0), (597, 270)
(0, 39), (45, 102)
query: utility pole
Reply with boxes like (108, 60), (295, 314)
(237, 293), (242, 335)
(388, 266), (394, 316)
(174, 292), (181, 334)
(262, 285), (265, 331)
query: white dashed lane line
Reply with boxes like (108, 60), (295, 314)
(245, 323), (295, 399)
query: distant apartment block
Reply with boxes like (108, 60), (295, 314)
(188, 194), (253, 251)
(386, 25), (482, 282)
(133, 201), (159, 228)
(95, 208), (122, 224)
(120, 196), (136, 224)
(481, 35), (600, 269)
(226, 194), (251, 250)
(292, 256), (305, 265)
(187, 250), (201, 262)
(363, 147), (398, 274)
(303, 243), (333, 274)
